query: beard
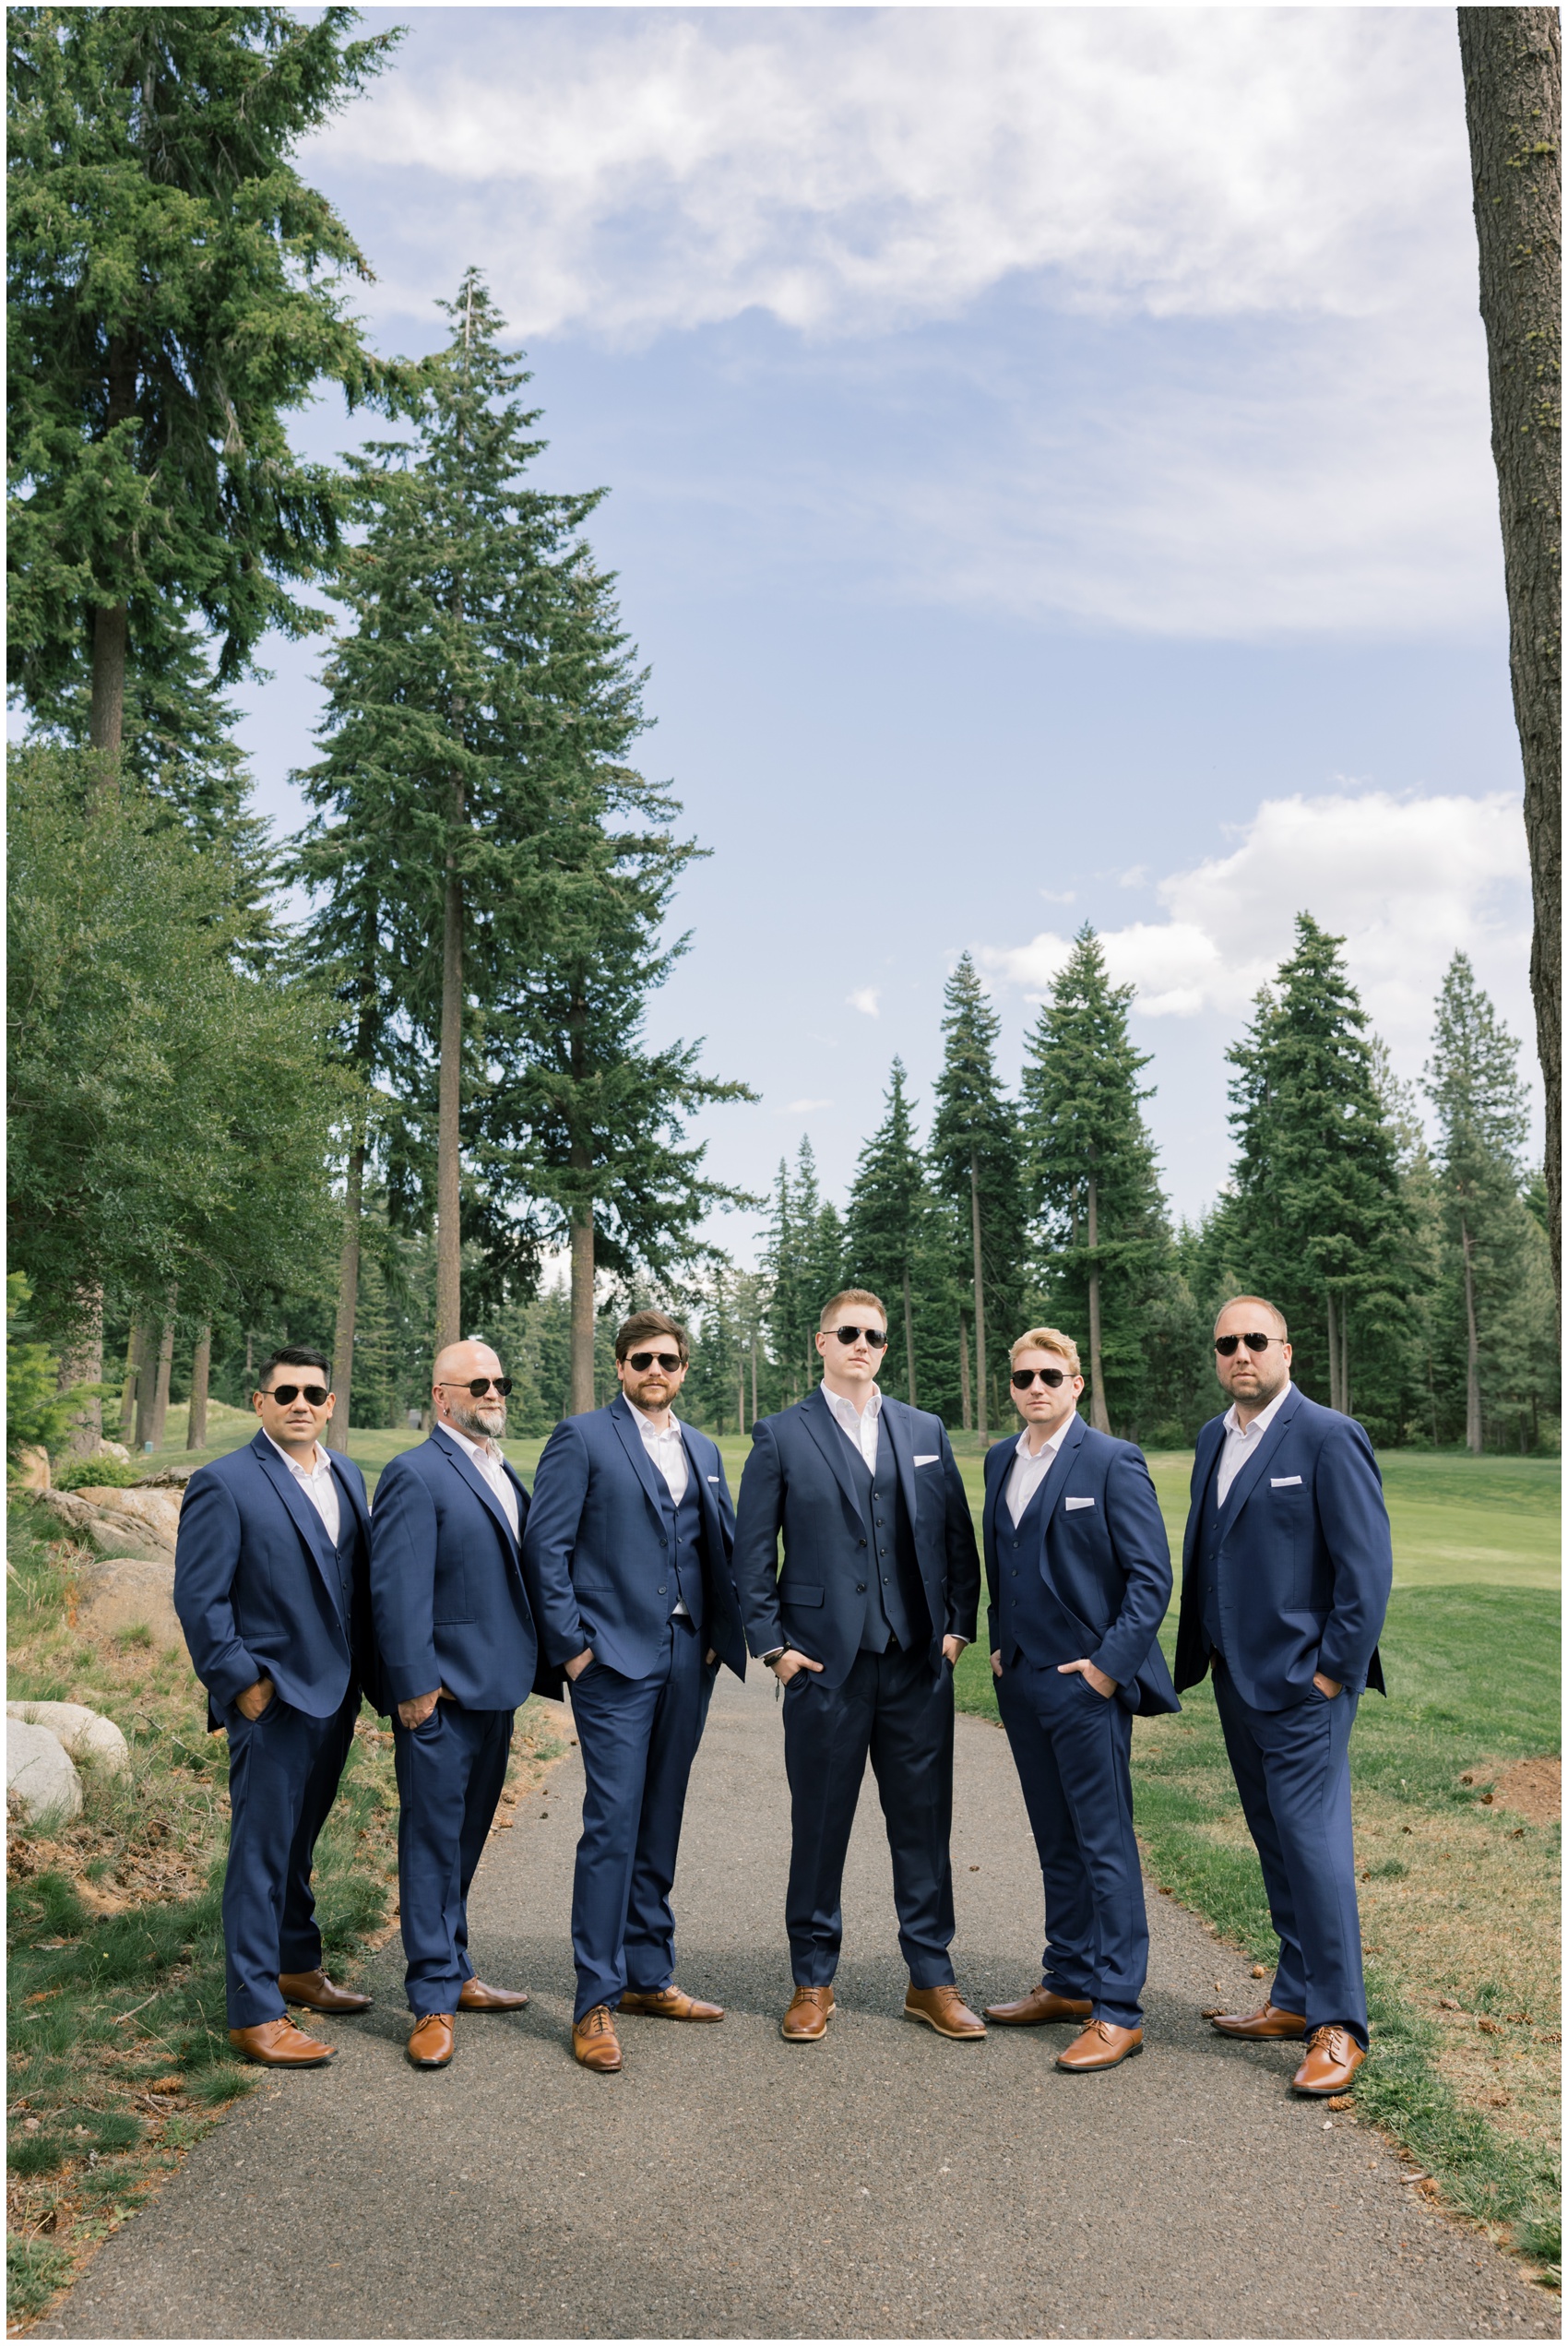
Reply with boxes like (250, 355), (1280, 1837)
(448, 1398), (506, 1442)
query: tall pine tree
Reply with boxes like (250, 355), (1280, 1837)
(844, 1059), (956, 1412)
(930, 956), (1026, 1438)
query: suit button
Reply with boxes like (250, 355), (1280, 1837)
(658, 1585), (667, 1594)
(855, 1583), (866, 1593)
(860, 1539), (868, 1548)
(1011, 1570), (1018, 1578)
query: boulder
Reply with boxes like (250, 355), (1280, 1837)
(6, 1701), (131, 1776)
(11, 1445), (51, 1490)
(135, 1463), (201, 1491)
(74, 1557), (186, 1655)
(6, 1718), (83, 1825)
(74, 1486), (183, 1549)
(98, 1440), (132, 1463)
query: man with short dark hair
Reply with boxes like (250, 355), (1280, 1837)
(1175, 1294), (1393, 2096)
(523, 1310), (745, 2073)
(733, 1289), (982, 2042)
(175, 1347), (378, 2067)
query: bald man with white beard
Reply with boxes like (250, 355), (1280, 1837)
(370, 1340), (561, 2068)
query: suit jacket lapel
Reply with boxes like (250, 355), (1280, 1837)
(800, 1386), (868, 1525)
(679, 1424), (724, 1551)
(1037, 1414), (1087, 1537)
(1184, 1419), (1226, 1575)
(250, 1432), (339, 1600)
(433, 1424), (520, 1557)
(1218, 1387), (1303, 1530)
(982, 1440), (1006, 1554)
(879, 1399), (920, 1533)
(610, 1393), (672, 1526)
(327, 1450), (369, 1548)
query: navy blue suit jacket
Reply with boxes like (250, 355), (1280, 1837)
(522, 1395), (746, 1681)
(982, 1414), (1180, 1716)
(1173, 1386), (1392, 1710)
(733, 1387), (980, 1690)
(369, 1426), (560, 1713)
(174, 1431), (374, 1726)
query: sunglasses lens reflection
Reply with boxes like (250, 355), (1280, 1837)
(628, 1352), (682, 1373)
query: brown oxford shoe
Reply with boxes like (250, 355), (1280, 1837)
(407, 2013), (455, 2068)
(1209, 2000), (1307, 2041)
(1056, 2019), (1144, 2072)
(278, 1968), (372, 2015)
(458, 1977), (529, 2012)
(781, 1984), (835, 2041)
(618, 1983), (724, 2021)
(984, 1985), (1094, 2026)
(904, 1984), (986, 2040)
(1292, 2025), (1366, 2096)
(228, 2017), (335, 2067)
(573, 2005), (624, 2072)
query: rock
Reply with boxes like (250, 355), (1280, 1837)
(73, 1486), (182, 1550)
(6, 1718), (83, 1825)
(10, 1445), (51, 1489)
(6, 1701), (131, 1776)
(97, 1439), (132, 1463)
(135, 1463), (201, 1491)
(74, 1557), (186, 1655)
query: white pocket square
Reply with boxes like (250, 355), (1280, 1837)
(707, 1474), (720, 1483)
(1064, 1495), (1095, 1511)
(1271, 1474), (1303, 1488)
(913, 1453), (940, 1467)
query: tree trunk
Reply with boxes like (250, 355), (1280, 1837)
(148, 1304), (176, 1451)
(750, 1334), (759, 1427)
(1341, 1316), (1352, 1422)
(1085, 1175), (1111, 1433)
(1461, 1214), (1484, 1452)
(134, 1317), (160, 1449)
(958, 1313), (972, 1432)
(331, 1123), (367, 1439)
(1324, 1290), (1339, 1412)
(968, 1153), (988, 1442)
(1459, 8), (1562, 1304)
(568, 1205), (596, 1415)
(434, 781), (466, 1354)
(120, 1320), (148, 1444)
(185, 1326), (211, 1450)
(902, 1263), (918, 1409)
(89, 335), (137, 765)
(738, 1356), (746, 1434)
(56, 1286), (104, 1455)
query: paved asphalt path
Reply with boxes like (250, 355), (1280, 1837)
(48, 1671), (1552, 2340)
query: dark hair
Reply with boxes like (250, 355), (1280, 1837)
(614, 1309), (689, 1365)
(255, 1346), (331, 1392)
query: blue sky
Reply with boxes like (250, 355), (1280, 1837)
(225, 6), (1535, 1256)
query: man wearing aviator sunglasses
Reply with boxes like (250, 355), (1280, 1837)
(174, 1348), (380, 2069)
(1173, 1293), (1392, 2099)
(523, 1310), (746, 2074)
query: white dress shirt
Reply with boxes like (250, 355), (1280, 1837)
(1004, 1419), (1072, 1529)
(441, 1417), (520, 1539)
(1216, 1381), (1294, 1506)
(265, 1432), (341, 1545)
(625, 1398), (689, 1504)
(823, 1379), (882, 1472)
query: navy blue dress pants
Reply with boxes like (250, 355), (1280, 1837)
(393, 1698), (513, 2018)
(783, 1644), (956, 1990)
(222, 1688), (356, 2028)
(1213, 1662), (1367, 2044)
(995, 1656), (1148, 2029)
(567, 1614), (716, 2020)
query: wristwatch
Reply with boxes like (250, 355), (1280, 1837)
(761, 1647), (788, 1669)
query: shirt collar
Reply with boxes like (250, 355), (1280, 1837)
(625, 1397), (682, 1442)
(823, 1380), (881, 1428)
(439, 1416), (498, 1466)
(1014, 1418), (1070, 1462)
(1222, 1380), (1293, 1441)
(265, 1430), (328, 1480)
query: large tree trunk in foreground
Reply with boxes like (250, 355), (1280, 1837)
(1085, 1175), (1111, 1433)
(185, 1325), (211, 1450)
(568, 1204), (596, 1415)
(1459, 7), (1562, 1303)
(57, 1285), (104, 1455)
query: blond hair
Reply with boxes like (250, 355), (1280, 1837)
(818, 1287), (887, 1330)
(1010, 1326), (1082, 1378)
(1213, 1294), (1289, 1340)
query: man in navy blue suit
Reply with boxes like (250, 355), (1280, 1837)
(371, 1337), (558, 2070)
(981, 1327), (1178, 2074)
(524, 1310), (746, 2074)
(733, 1289), (983, 2042)
(174, 1348), (378, 2068)
(1176, 1294), (1392, 2096)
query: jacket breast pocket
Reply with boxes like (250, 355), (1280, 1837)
(1270, 1485), (1311, 1602)
(433, 1568), (471, 1626)
(779, 1584), (825, 1607)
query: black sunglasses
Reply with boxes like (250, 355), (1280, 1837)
(1214, 1333), (1281, 1357)
(1011, 1366), (1068, 1391)
(627, 1351), (683, 1373)
(830, 1326), (886, 1349)
(260, 1384), (330, 1408)
(437, 1376), (514, 1397)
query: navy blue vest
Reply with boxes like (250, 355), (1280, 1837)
(326, 1469), (363, 1625)
(840, 1417), (927, 1653)
(1198, 1447), (1228, 1657)
(656, 1459), (707, 1630)
(999, 1457), (1083, 1664)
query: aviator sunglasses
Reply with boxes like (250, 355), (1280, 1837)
(627, 1351), (683, 1373)
(1011, 1366), (1068, 1390)
(1214, 1332), (1283, 1357)
(260, 1383), (330, 1408)
(829, 1325), (886, 1348)
(436, 1375), (515, 1397)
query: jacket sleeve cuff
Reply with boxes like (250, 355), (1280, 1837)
(206, 1649), (262, 1707)
(386, 1656), (442, 1705)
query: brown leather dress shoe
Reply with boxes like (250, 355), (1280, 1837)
(781, 1984), (835, 2041)
(407, 2013), (455, 2068)
(227, 2017), (335, 2067)
(984, 1985), (1094, 2026)
(573, 2005), (624, 2072)
(278, 1968), (372, 2015)
(457, 1977), (529, 2012)
(904, 1984), (987, 2039)
(1056, 2019), (1144, 2071)
(618, 1983), (725, 2021)
(1291, 2025), (1366, 2095)
(1209, 2000), (1307, 2041)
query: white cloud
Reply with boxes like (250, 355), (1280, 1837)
(784, 1097), (832, 1113)
(847, 986), (881, 1018)
(981, 790), (1532, 1063)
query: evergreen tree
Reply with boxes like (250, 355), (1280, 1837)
(844, 1059), (956, 1411)
(930, 955), (1026, 1438)
(1019, 925), (1168, 1433)
(1226, 914), (1408, 1419)
(764, 1137), (846, 1404)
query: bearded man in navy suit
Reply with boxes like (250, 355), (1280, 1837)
(734, 1289), (983, 2043)
(1176, 1295), (1392, 2097)
(524, 1311), (745, 2074)
(982, 1326), (1178, 2074)
(371, 1339), (559, 2071)
(175, 1348), (379, 2068)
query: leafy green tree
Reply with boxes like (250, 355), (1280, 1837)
(844, 1059), (957, 1413)
(7, 6), (403, 772)
(1020, 925), (1169, 1434)
(930, 955), (1026, 1437)
(6, 1273), (102, 1461)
